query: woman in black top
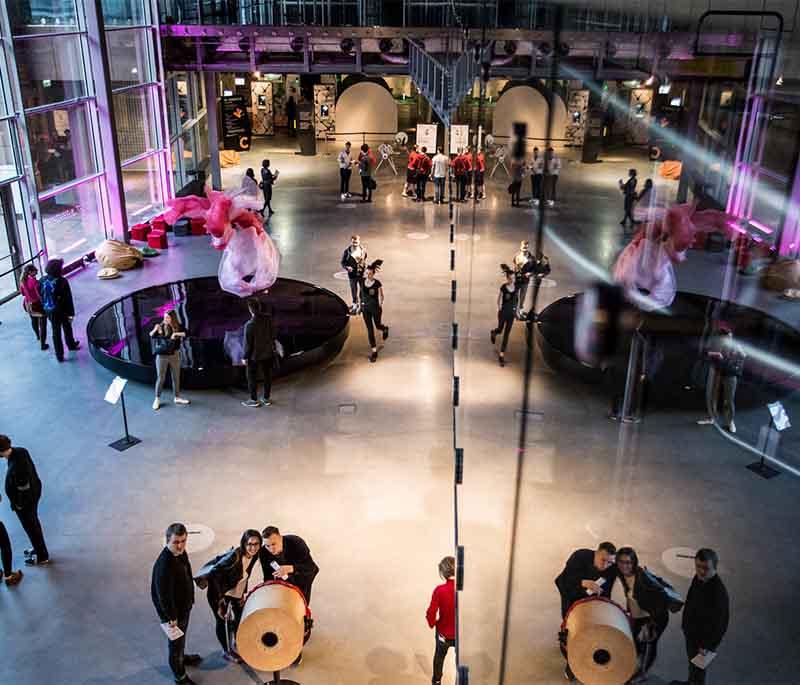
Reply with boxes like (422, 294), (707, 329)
(490, 265), (518, 366)
(360, 260), (389, 363)
(259, 159), (278, 216)
(196, 529), (264, 663)
(150, 310), (189, 410)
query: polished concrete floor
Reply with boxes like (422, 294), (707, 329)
(1, 139), (799, 684)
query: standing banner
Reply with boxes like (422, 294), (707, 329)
(221, 95), (252, 151)
(450, 124), (469, 154)
(416, 123), (437, 151)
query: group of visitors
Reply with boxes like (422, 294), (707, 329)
(151, 523), (318, 683)
(508, 146), (561, 208)
(0, 435), (49, 587)
(556, 542), (729, 685)
(619, 168), (654, 227)
(19, 258), (81, 362)
(400, 144), (487, 203)
(338, 141), (378, 202)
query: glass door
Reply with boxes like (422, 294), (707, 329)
(0, 183), (21, 302)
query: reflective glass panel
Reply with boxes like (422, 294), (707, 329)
(40, 178), (105, 265)
(15, 35), (87, 109)
(107, 28), (155, 90)
(102, 0), (148, 26)
(0, 120), (20, 183)
(122, 154), (163, 224)
(113, 86), (160, 162)
(26, 104), (98, 193)
(8, 1), (79, 36)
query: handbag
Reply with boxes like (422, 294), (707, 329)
(152, 335), (177, 356)
(369, 178), (377, 191)
(24, 300), (45, 317)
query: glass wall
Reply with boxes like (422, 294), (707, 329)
(166, 70), (209, 192)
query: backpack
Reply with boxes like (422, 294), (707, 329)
(642, 568), (685, 613)
(40, 277), (57, 313)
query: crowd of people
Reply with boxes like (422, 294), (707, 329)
(556, 542), (729, 685)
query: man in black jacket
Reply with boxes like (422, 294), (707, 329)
(619, 168), (639, 227)
(151, 522), (202, 684)
(341, 235), (367, 314)
(241, 298), (276, 408)
(0, 435), (48, 566)
(671, 548), (729, 685)
(555, 541), (617, 681)
(260, 526), (319, 604)
(39, 258), (80, 362)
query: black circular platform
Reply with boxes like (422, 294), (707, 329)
(535, 291), (800, 409)
(87, 277), (350, 389)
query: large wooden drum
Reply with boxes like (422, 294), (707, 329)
(564, 597), (636, 685)
(237, 581), (308, 671)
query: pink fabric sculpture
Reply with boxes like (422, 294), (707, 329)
(612, 203), (739, 310)
(164, 187), (280, 297)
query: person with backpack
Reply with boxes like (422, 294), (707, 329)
(19, 264), (48, 350)
(150, 310), (190, 410)
(415, 146), (432, 202)
(612, 547), (675, 682)
(39, 258), (80, 362)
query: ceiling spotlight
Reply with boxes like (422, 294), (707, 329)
(290, 36), (304, 52)
(340, 38), (354, 54)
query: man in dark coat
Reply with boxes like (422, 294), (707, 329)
(260, 526), (319, 604)
(0, 435), (48, 566)
(671, 548), (729, 685)
(241, 298), (276, 408)
(39, 258), (80, 362)
(151, 522), (202, 684)
(619, 168), (639, 227)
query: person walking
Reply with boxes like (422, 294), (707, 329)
(415, 146), (432, 202)
(543, 147), (561, 206)
(338, 141), (355, 200)
(426, 556), (456, 685)
(358, 144), (375, 203)
(259, 159), (278, 216)
(432, 147), (449, 204)
(619, 168), (639, 226)
(19, 264), (48, 350)
(360, 260), (389, 363)
(341, 235), (367, 314)
(670, 548), (729, 685)
(490, 265), (519, 367)
(241, 298), (276, 408)
(528, 147), (544, 205)
(0, 435), (49, 567)
(152, 522), (202, 684)
(150, 310), (190, 411)
(39, 258), (80, 362)
(0, 519), (23, 586)
(403, 145), (419, 199)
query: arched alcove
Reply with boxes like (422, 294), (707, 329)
(492, 85), (567, 149)
(335, 81), (398, 143)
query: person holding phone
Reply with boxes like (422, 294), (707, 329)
(150, 310), (190, 410)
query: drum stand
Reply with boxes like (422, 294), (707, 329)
(266, 672), (300, 685)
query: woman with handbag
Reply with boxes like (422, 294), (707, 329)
(613, 547), (671, 683)
(19, 265), (48, 350)
(358, 144), (375, 203)
(150, 310), (190, 410)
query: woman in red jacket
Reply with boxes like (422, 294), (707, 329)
(426, 556), (456, 685)
(19, 264), (48, 350)
(415, 147), (433, 202)
(475, 149), (486, 200)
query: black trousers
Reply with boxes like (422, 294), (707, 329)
(416, 176), (428, 201)
(632, 617), (661, 675)
(685, 636), (710, 684)
(432, 631), (455, 683)
(622, 198), (636, 224)
(0, 521), (12, 576)
(16, 502), (48, 562)
(457, 175), (467, 201)
(49, 313), (78, 361)
(246, 359), (273, 401)
(261, 186), (273, 214)
(492, 312), (515, 352)
(348, 276), (362, 305)
(168, 612), (191, 682)
(510, 181), (521, 206)
(339, 168), (351, 194)
(362, 307), (387, 348)
(361, 175), (372, 201)
(531, 173), (542, 201)
(30, 314), (47, 348)
(213, 598), (244, 652)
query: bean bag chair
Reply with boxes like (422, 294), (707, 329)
(760, 259), (800, 291)
(95, 239), (144, 270)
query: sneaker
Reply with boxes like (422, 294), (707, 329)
(261, 399), (273, 406)
(153, 398), (160, 411)
(382, 326), (389, 340)
(183, 654), (202, 666)
(242, 399), (262, 408)
(401, 191), (408, 198)
(174, 397), (190, 405)
(175, 679), (196, 685)
(341, 193), (347, 201)
(548, 200), (555, 207)
(3, 570), (23, 586)
(564, 664), (576, 681)
(729, 421), (736, 433)
(369, 351), (378, 363)
(68, 341), (81, 351)
(24, 555), (50, 566)
(346, 192), (352, 198)
(490, 330), (497, 345)
(696, 418), (714, 425)
(222, 651), (242, 663)
(24, 549), (34, 558)
(499, 355), (505, 367)
(41, 344), (49, 350)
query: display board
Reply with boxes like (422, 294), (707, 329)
(221, 95), (251, 150)
(450, 124), (469, 154)
(416, 123), (437, 151)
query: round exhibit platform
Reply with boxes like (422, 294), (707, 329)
(535, 291), (800, 409)
(87, 277), (350, 389)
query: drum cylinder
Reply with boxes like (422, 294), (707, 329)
(564, 598), (636, 685)
(236, 581), (307, 671)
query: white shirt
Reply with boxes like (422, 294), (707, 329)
(530, 156), (544, 175)
(241, 175), (259, 196)
(432, 153), (449, 178)
(547, 155), (561, 176)
(338, 149), (353, 169)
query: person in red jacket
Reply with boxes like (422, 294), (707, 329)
(475, 149), (486, 200)
(403, 145), (419, 198)
(415, 146), (433, 202)
(426, 555), (456, 685)
(453, 150), (468, 202)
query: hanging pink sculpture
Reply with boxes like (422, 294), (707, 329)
(164, 188), (280, 297)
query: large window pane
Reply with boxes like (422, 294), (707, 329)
(751, 173), (787, 232)
(122, 154), (164, 223)
(8, 1), (79, 36)
(107, 28), (155, 90)
(114, 86), (160, 162)
(40, 178), (105, 265)
(0, 121), (20, 183)
(103, 0), (148, 27)
(15, 35), (87, 109)
(27, 104), (98, 193)
(760, 106), (800, 179)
